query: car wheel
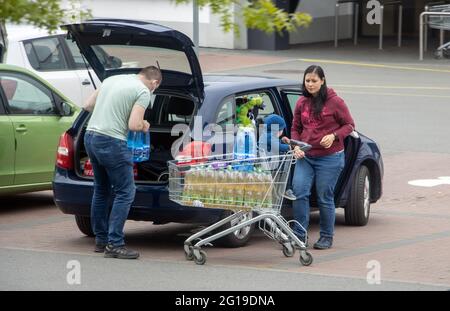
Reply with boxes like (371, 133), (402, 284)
(75, 215), (94, 237)
(215, 210), (255, 248)
(345, 165), (370, 226)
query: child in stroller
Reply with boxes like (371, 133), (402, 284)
(258, 114), (297, 200)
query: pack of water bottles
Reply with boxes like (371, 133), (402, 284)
(127, 131), (150, 163)
(178, 164), (275, 210)
(168, 151), (294, 212)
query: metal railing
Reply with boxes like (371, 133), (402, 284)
(423, 4), (450, 54)
(420, 9), (450, 60)
(423, 1), (448, 51)
(334, 0), (403, 50)
(378, 1), (403, 50)
(334, 0), (361, 47)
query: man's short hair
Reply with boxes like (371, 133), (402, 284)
(139, 66), (162, 82)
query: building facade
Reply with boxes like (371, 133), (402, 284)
(72, 0), (441, 50)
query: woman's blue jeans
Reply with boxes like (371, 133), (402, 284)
(292, 151), (345, 239)
(84, 131), (136, 247)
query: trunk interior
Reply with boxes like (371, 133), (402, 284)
(75, 92), (196, 184)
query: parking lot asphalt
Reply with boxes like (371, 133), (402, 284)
(1, 39), (450, 290)
(1, 151), (449, 290)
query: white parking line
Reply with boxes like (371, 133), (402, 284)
(408, 176), (450, 187)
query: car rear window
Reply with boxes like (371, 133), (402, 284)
(91, 45), (192, 74)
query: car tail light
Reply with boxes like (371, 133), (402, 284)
(56, 132), (74, 170)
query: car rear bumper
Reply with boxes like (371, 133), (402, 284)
(53, 169), (224, 224)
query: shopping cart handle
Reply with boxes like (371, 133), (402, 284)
(289, 139), (312, 152)
(175, 161), (192, 172)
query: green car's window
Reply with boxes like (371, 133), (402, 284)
(0, 72), (57, 115)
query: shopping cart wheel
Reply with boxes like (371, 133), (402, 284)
(194, 250), (207, 265)
(299, 251), (313, 266)
(282, 244), (295, 257)
(184, 245), (194, 261)
(434, 50), (443, 59)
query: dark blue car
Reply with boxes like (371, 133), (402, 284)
(53, 19), (383, 247)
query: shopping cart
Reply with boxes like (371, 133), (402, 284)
(168, 147), (313, 266)
(435, 40), (450, 59)
(426, 4), (450, 59)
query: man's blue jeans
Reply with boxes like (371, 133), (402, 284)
(292, 151), (345, 238)
(84, 131), (136, 247)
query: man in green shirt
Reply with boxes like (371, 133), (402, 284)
(83, 66), (161, 259)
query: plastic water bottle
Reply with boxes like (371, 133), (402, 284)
(215, 170), (226, 206)
(127, 131), (150, 162)
(263, 171), (273, 209)
(183, 170), (193, 204)
(234, 172), (245, 207)
(244, 172), (255, 208)
(204, 167), (216, 206)
(142, 131), (150, 160)
(234, 126), (256, 171)
(127, 131), (141, 162)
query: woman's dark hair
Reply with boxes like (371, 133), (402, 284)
(302, 65), (328, 119)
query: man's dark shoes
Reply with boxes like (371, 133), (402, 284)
(104, 244), (140, 259)
(94, 243), (107, 253)
(313, 236), (333, 250)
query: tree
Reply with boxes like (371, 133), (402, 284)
(174, 0), (312, 35)
(0, 0), (91, 60)
(0, 0), (91, 31)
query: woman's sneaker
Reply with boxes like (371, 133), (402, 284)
(104, 244), (140, 259)
(283, 189), (296, 201)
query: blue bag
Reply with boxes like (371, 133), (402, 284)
(127, 131), (150, 162)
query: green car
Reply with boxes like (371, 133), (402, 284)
(0, 64), (80, 195)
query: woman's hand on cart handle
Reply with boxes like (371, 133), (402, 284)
(293, 146), (305, 159)
(281, 136), (290, 144)
(290, 139), (312, 152)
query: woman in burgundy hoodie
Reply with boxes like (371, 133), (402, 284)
(291, 65), (355, 250)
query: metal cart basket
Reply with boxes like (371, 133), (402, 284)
(168, 150), (313, 266)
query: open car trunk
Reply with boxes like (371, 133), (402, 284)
(75, 92), (196, 184)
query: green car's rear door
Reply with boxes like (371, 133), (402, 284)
(0, 70), (73, 185)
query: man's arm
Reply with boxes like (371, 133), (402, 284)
(83, 89), (100, 112)
(128, 104), (150, 132)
